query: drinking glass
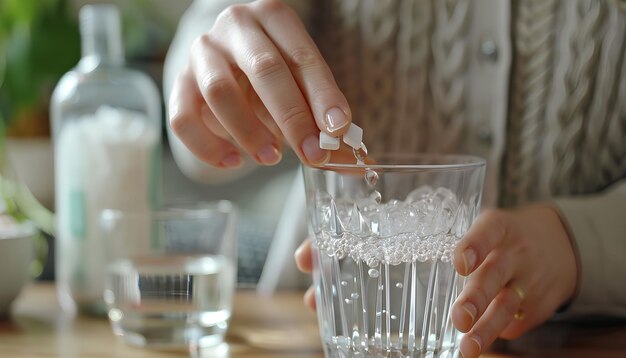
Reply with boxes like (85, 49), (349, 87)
(303, 154), (485, 358)
(99, 201), (237, 350)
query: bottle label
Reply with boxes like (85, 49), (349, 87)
(69, 189), (87, 239)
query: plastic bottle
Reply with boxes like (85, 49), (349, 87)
(50, 4), (161, 315)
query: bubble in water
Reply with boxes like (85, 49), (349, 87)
(341, 281), (348, 287)
(395, 282), (403, 288)
(378, 285), (384, 291)
(368, 268), (379, 278)
(375, 312), (382, 317)
(316, 185), (464, 263)
(369, 191), (382, 204)
(351, 292), (360, 299)
(388, 255), (402, 266)
(365, 169), (379, 187)
(344, 298), (352, 305)
(391, 315), (397, 320)
(366, 258), (380, 267)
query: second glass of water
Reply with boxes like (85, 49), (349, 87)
(99, 201), (237, 350)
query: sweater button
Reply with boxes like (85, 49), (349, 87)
(477, 125), (493, 146)
(480, 40), (498, 63)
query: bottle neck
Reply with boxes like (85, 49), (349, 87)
(79, 5), (124, 67)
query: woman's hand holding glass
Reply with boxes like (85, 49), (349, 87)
(295, 205), (578, 358)
(169, 1), (579, 357)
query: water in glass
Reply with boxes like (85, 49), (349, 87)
(104, 254), (235, 348)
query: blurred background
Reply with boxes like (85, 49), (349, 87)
(1, 0), (191, 205)
(0, 0), (295, 285)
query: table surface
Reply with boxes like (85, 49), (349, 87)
(1, 283), (626, 357)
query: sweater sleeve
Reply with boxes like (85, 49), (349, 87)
(553, 179), (626, 317)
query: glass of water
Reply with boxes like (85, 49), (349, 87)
(99, 201), (237, 350)
(303, 154), (485, 358)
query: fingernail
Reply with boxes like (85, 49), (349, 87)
(462, 302), (477, 324)
(294, 243), (305, 260)
(302, 134), (330, 165)
(256, 144), (282, 165)
(219, 152), (241, 168)
(469, 334), (482, 355)
(324, 107), (349, 132)
(460, 333), (482, 358)
(463, 248), (477, 274)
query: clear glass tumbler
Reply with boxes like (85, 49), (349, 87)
(99, 201), (237, 350)
(303, 154), (485, 358)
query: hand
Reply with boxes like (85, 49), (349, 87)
(450, 205), (578, 358)
(294, 205), (578, 357)
(294, 239), (316, 309)
(168, 0), (351, 169)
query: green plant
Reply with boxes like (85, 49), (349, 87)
(0, 0), (64, 276)
(0, 0), (65, 229)
(0, 0), (80, 133)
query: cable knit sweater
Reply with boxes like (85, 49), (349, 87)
(164, 0), (626, 317)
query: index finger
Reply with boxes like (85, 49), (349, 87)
(213, 5), (329, 166)
(452, 209), (509, 276)
(252, 0), (352, 136)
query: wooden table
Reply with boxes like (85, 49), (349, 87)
(1, 283), (626, 357)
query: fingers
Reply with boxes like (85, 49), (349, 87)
(451, 205), (578, 356)
(172, 1), (351, 168)
(200, 105), (230, 140)
(190, 34), (282, 166)
(251, 0), (351, 135)
(451, 208), (518, 357)
(168, 68), (242, 168)
(459, 286), (523, 358)
(452, 251), (516, 333)
(214, 4), (330, 166)
(452, 209), (509, 276)
(243, 75), (284, 141)
(295, 239), (316, 311)
(304, 285), (316, 310)
(294, 239), (312, 273)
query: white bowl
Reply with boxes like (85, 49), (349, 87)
(0, 218), (35, 317)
